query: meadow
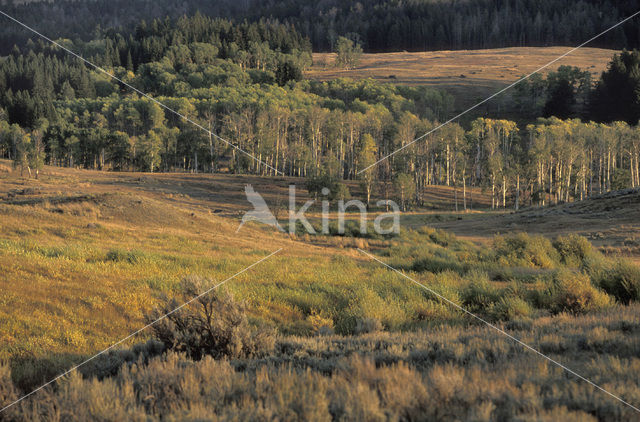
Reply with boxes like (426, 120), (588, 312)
(307, 47), (616, 112)
(1, 164), (640, 420)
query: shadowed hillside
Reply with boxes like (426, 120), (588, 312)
(433, 188), (640, 261)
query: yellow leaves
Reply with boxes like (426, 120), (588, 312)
(306, 310), (334, 334)
(61, 327), (87, 348)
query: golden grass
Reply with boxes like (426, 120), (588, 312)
(0, 162), (414, 361)
(307, 47), (617, 111)
(0, 160), (638, 378)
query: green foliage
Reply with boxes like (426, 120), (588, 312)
(1, 0), (637, 58)
(275, 58), (303, 85)
(105, 248), (146, 264)
(305, 172), (339, 199)
(3, 19), (638, 202)
(335, 36), (363, 69)
(461, 277), (501, 311)
(417, 226), (456, 247)
(412, 256), (466, 275)
(545, 270), (612, 314)
(543, 66), (591, 119)
(357, 133), (377, 206)
(598, 262), (640, 304)
(553, 234), (597, 268)
(393, 173), (416, 211)
(307, 310), (335, 335)
(493, 233), (559, 269)
(590, 50), (640, 124)
(488, 296), (533, 321)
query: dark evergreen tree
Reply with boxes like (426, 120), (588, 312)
(590, 50), (640, 124)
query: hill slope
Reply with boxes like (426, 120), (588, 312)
(432, 188), (640, 261)
(307, 47), (616, 111)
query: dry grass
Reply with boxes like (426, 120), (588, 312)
(2, 161), (640, 419)
(431, 188), (640, 260)
(4, 305), (640, 421)
(307, 47), (616, 111)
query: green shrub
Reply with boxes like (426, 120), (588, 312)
(9, 354), (75, 392)
(461, 279), (501, 311)
(598, 261), (640, 304)
(547, 270), (612, 314)
(79, 339), (165, 380)
(307, 310), (335, 335)
(493, 233), (559, 268)
(336, 287), (406, 334)
(147, 276), (276, 360)
(488, 296), (533, 321)
(412, 256), (466, 274)
(417, 226), (456, 247)
(553, 234), (597, 268)
(105, 248), (145, 264)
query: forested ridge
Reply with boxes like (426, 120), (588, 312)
(0, 0), (639, 55)
(1, 15), (640, 211)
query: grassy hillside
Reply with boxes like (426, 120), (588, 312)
(430, 188), (640, 264)
(1, 163), (640, 419)
(307, 47), (617, 112)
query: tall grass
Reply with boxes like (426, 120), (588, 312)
(2, 183), (640, 420)
(4, 304), (640, 421)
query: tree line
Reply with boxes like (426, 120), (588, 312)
(1, 0), (639, 56)
(1, 16), (639, 210)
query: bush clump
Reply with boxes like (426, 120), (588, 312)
(105, 248), (145, 264)
(147, 276), (276, 360)
(598, 261), (640, 304)
(0, 362), (19, 420)
(307, 310), (335, 335)
(488, 296), (533, 321)
(493, 233), (560, 268)
(553, 234), (599, 268)
(461, 278), (501, 312)
(545, 270), (612, 314)
(412, 256), (466, 274)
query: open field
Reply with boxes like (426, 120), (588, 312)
(2, 163), (640, 419)
(428, 189), (640, 264)
(307, 47), (617, 111)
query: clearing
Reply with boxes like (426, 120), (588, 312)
(307, 47), (617, 111)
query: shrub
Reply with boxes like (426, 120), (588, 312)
(461, 278), (501, 311)
(488, 296), (533, 321)
(598, 261), (640, 304)
(9, 354), (73, 392)
(79, 339), (165, 380)
(105, 248), (145, 264)
(493, 233), (559, 268)
(412, 256), (465, 274)
(307, 310), (335, 335)
(417, 226), (456, 247)
(553, 234), (598, 268)
(146, 276), (276, 360)
(547, 270), (612, 314)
